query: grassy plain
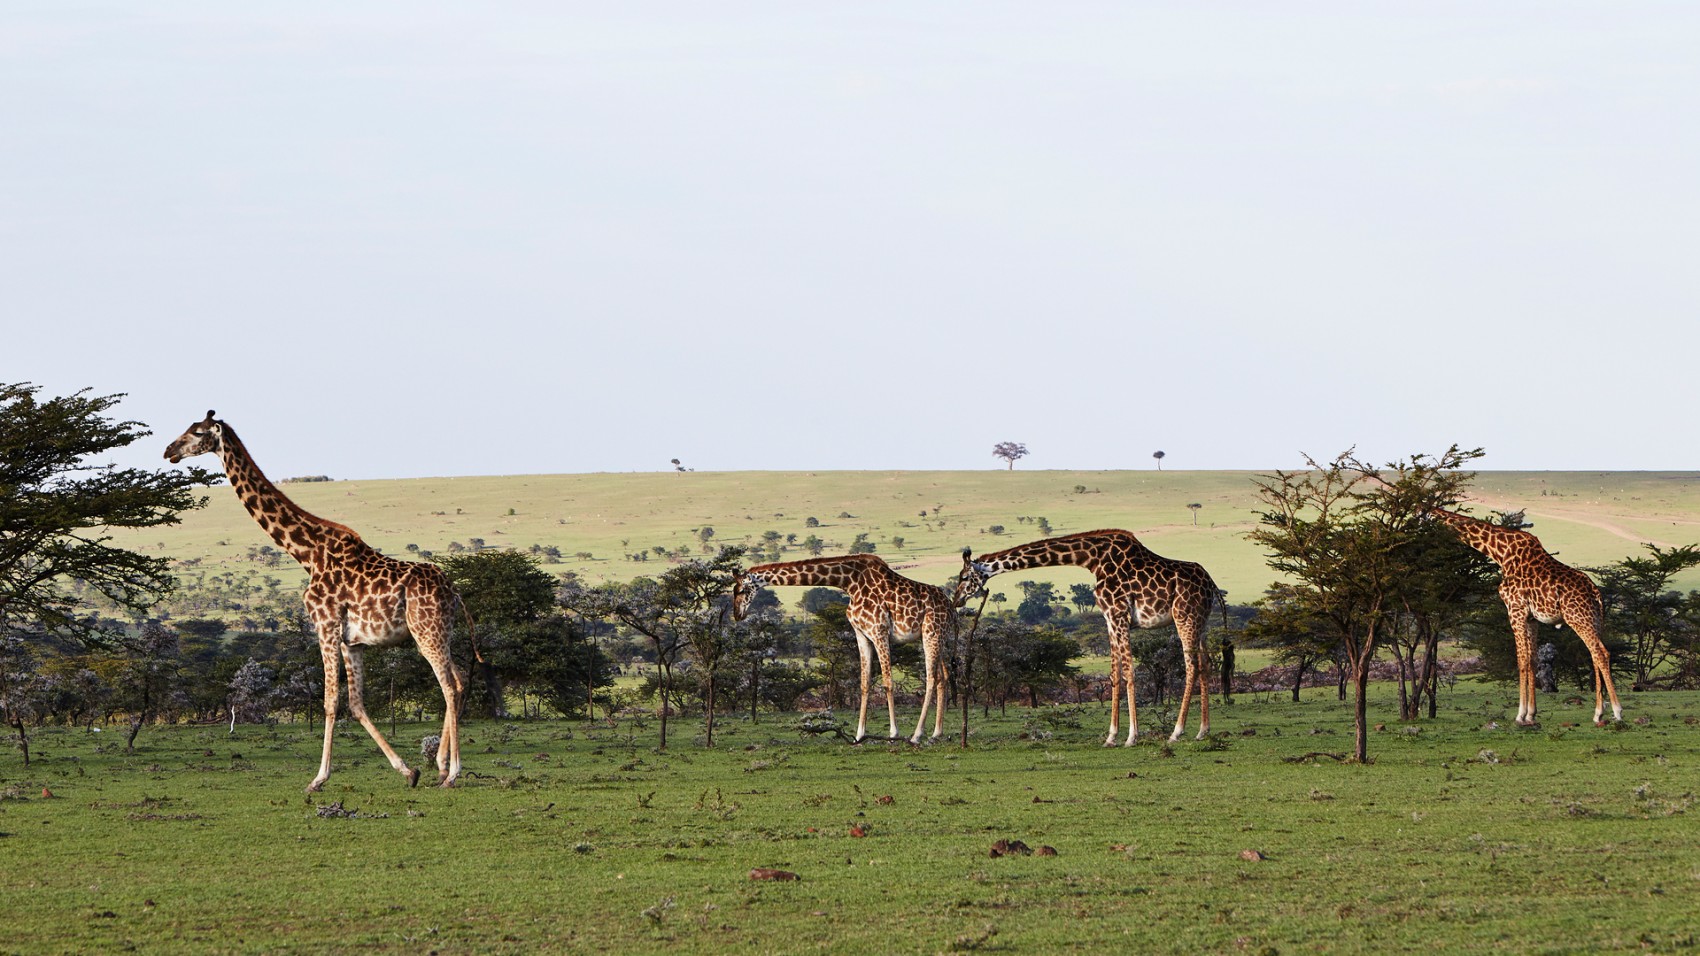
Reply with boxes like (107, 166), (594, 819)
(117, 469), (1700, 604)
(3, 683), (1699, 954)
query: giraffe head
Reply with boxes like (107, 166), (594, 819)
(952, 548), (991, 606)
(164, 410), (225, 464)
(730, 569), (764, 621)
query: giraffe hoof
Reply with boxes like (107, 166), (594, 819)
(405, 767), (421, 788)
(305, 781), (324, 794)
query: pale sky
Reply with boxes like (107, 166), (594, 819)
(7, 3), (1697, 479)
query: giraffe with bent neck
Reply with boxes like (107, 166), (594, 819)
(1429, 505), (1622, 726)
(165, 411), (468, 792)
(733, 555), (954, 743)
(955, 530), (1218, 744)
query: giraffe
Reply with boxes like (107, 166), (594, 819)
(953, 530), (1218, 744)
(732, 554), (955, 744)
(1426, 505), (1622, 726)
(164, 411), (468, 792)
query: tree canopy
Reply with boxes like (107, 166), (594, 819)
(0, 383), (215, 642)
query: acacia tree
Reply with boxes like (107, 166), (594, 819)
(1591, 543), (1700, 687)
(0, 384), (214, 644)
(227, 658), (274, 732)
(1250, 451), (1456, 762)
(992, 442), (1029, 470)
(1245, 585), (1338, 702)
(113, 620), (183, 753)
(572, 548), (745, 748)
(0, 632), (45, 765)
(436, 549), (560, 718)
(1355, 450), (1497, 720)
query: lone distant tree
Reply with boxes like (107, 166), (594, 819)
(992, 442), (1029, 470)
(670, 458), (685, 473)
(1153, 450), (1166, 470)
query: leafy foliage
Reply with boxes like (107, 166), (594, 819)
(0, 383), (214, 642)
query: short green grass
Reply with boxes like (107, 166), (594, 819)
(117, 469), (1700, 604)
(5, 681), (1699, 954)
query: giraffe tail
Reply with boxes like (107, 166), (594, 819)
(456, 594), (485, 664)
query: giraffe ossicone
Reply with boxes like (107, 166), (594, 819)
(164, 412), (470, 792)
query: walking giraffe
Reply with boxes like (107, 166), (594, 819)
(1427, 505), (1622, 726)
(732, 555), (955, 743)
(954, 530), (1218, 744)
(165, 411), (468, 791)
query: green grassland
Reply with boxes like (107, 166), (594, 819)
(3, 683), (1698, 954)
(120, 469), (1700, 604)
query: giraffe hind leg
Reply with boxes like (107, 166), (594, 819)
(1571, 616), (1622, 724)
(408, 592), (464, 785)
(339, 642), (420, 787)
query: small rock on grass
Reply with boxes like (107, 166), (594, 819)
(748, 868), (800, 881)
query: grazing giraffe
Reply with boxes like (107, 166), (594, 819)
(165, 411), (468, 791)
(732, 555), (954, 743)
(954, 530), (1218, 744)
(1427, 505), (1621, 726)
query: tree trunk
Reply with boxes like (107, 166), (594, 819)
(704, 672), (716, 748)
(1291, 659), (1308, 703)
(10, 717), (28, 768)
(657, 661), (671, 750)
(1220, 639), (1234, 702)
(1424, 636), (1440, 719)
(1352, 657), (1371, 763)
(1390, 642), (1411, 720)
(478, 660), (508, 719)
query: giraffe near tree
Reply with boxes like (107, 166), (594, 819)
(732, 555), (955, 743)
(1428, 505), (1622, 726)
(165, 411), (469, 792)
(954, 530), (1218, 744)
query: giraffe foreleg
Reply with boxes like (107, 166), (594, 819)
(1506, 610), (1538, 726)
(1103, 622), (1128, 746)
(339, 643), (419, 787)
(1169, 631), (1197, 743)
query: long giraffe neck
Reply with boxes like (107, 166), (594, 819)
(1433, 508), (1527, 566)
(749, 556), (881, 590)
(217, 426), (356, 569)
(976, 531), (1137, 577)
